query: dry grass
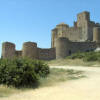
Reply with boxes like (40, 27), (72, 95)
(0, 85), (21, 97)
(38, 68), (84, 87)
(2, 66), (100, 100)
(0, 68), (84, 98)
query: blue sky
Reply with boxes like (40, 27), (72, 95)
(0, 0), (100, 56)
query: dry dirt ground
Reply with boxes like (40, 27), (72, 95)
(1, 66), (100, 100)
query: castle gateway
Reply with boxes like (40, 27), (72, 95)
(1, 11), (100, 60)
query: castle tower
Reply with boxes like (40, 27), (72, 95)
(77, 11), (90, 41)
(22, 42), (38, 59)
(51, 23), (69, 48)
(77, 11), (90, 27)
(56, 37), (70, 59)
(2, 42), (15, 59)
(93, 27), (100, 44)
(51, 28), (57, 48)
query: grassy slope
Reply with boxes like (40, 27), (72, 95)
(47, 51), (100, 66)
(39, 68), (85, 87)
(46, 59), (100, 66)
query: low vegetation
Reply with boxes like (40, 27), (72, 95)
(67, 51), (100, 62)
(0, 58), (49, 88)
(0, 68), (84, 97)
(0, 85), (20, 97)
(47, 51), (100, 66)
(39, 68), (84, 87)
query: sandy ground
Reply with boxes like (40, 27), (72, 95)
(1, 66), (100, 100)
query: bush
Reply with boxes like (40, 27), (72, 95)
(67, 51), (100, 62)
(83, 52), (99, 62)
(67, 52), (86, 59)
(0, 58), (49, 87)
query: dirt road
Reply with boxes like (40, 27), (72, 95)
(1, 66), (100, 100)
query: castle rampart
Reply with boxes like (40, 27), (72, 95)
(38, 48), (56, 60)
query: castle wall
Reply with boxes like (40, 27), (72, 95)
(1, 41), (98, 60)
(38, 48), (56, 60)
(15, 51), (22, 57)
(54, 37), (97, 59)
(51, 26), (83, 48)
(1, 41), (56, 60)
(69, 42), (97, 54)
(56, 26), (82, 41)
(1, 11), (100, 60)
(64, 27), (82, 41)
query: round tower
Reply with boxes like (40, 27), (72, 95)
(51, 28), (57, 48)
(93, 27), (100, 43)
(22, 42), (38, 59)
(2, 42), (15, 59)
(56, 37), (70, 59)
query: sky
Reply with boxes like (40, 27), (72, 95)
(0, 0), (100, 56)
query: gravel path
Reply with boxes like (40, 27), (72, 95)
(1, 66), (100, 100)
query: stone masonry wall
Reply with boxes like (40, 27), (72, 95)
(69, 42), (97, 55)
(51, 11), (100, 48)
(15, 51), (22, 57)
(38, 48), (56, 60)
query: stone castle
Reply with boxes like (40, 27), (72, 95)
(1, 11), (100, 60)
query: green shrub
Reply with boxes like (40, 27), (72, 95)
(67, 52), (86, 59)
(34, 61), (50, 77)
(83, 52), (98, 61)
(0, 58), (49, 87)
(67, 51), (100, 62)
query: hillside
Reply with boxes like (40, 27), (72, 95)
(47, 51), (100, 67)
